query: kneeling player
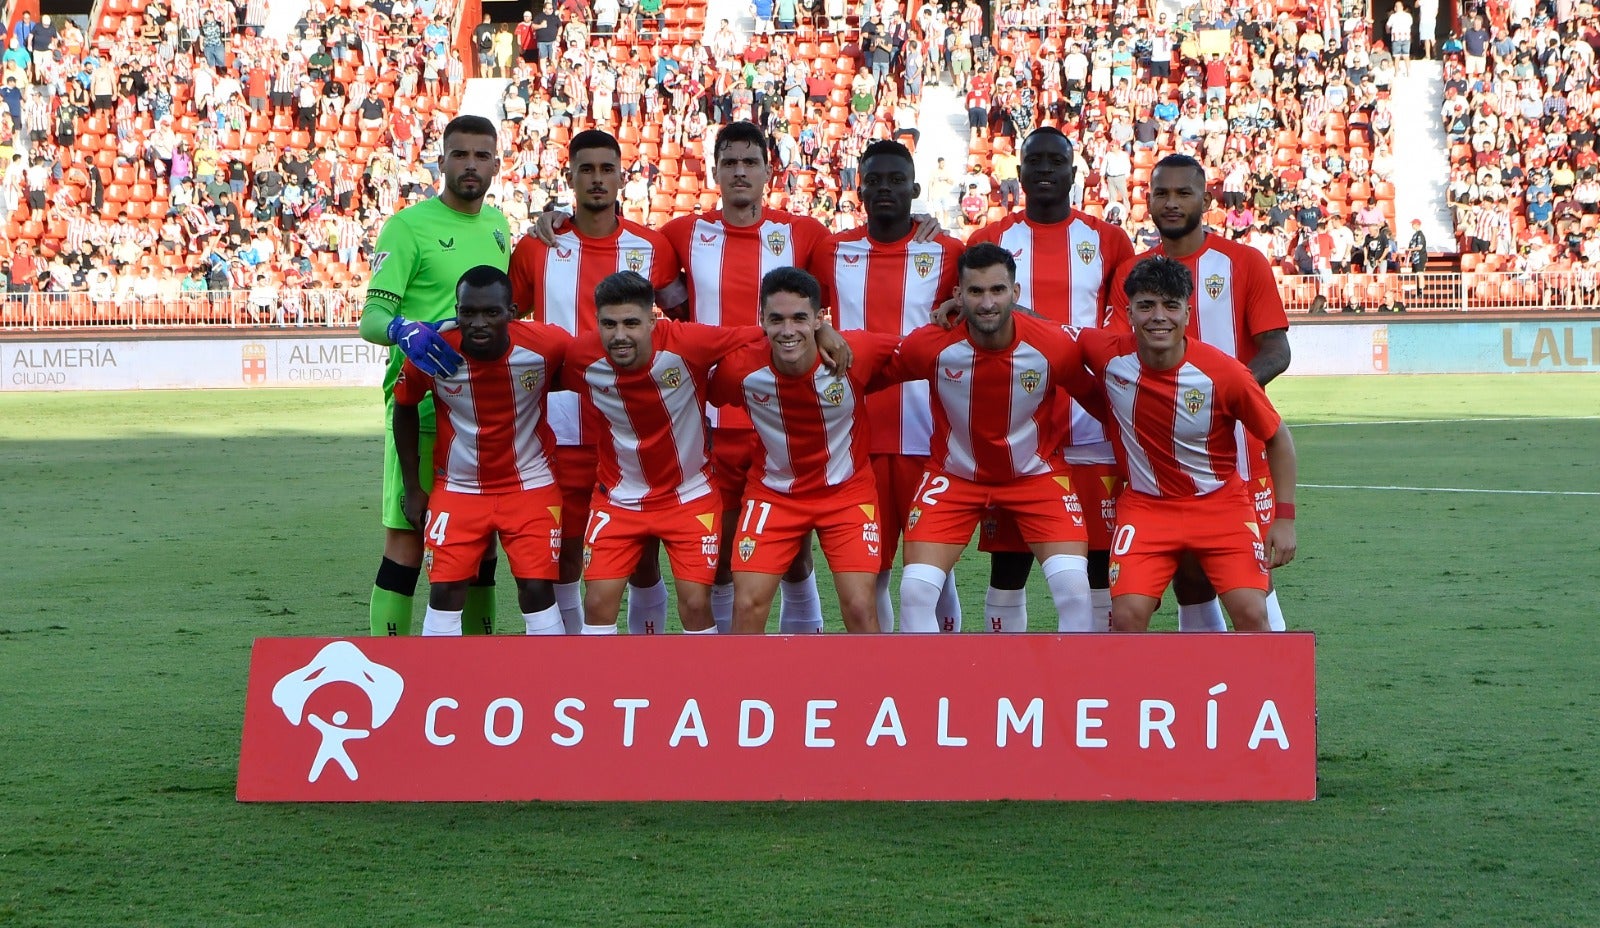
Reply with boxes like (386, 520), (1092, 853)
(1078, 256), (1298, 631)
(393, 266), (573, 635)
(708, 268), (898, 633)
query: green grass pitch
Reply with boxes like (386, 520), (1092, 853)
(1, 375), (1597, 927)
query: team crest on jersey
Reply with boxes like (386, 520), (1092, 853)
(907, 506), (923, 529)
(822, 380), (845, 406)
(494, 229), (507, 254)
(519, 368), (543, 392)
(914, 252), (935, 278)
(660, 366), (683, 389)
(1076, 239), (1097, 264)
(1184, 387), (1205, 414)
(1204, 273), (1225, 300)
(765, 229), (787, 255)
(1019, 368), (1042, 394)
(625, 249), (646, 272)
(738, 535), (757, 561)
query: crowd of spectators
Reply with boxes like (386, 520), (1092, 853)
(1441, 0), (1600, 283)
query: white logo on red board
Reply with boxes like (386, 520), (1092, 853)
(271, 642), (404, 784)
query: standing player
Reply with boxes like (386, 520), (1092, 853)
(1081, 257), (1297, 631)
(966, 126), (1135, 632)
(1108, 154), (1292, 631)
(812, 139), (966, 633)
(509, 129), (684, 635)
(359, 115), (511, 637)
(392, 266), (572, 636)
(708, 268), (898, 634)
(880, 243), (1096, 633)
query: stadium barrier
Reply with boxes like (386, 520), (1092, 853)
(1275, 270), (1600, 314)
(238, 634), (1318, 802)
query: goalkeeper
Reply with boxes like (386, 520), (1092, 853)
(358, 115), (513, 636)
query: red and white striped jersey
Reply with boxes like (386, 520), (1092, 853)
(878, 314), (1093, 484)
(661, 209), (830, 429)
(559, 320), (763, 511)
(707, 331), (900, 497)
(1079, 329), (1282, 499)
(393, 322), (571, 494)
(1106, 233), (1288, 366)
(509, 219), (678, 447)
(812, 228), (964, 456)
(969, 210), (1134, 459)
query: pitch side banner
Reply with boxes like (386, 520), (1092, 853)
(238, 635), (1316, 802)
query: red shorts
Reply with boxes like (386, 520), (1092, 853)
(978, 461), (1123, 553)
(423, 485), (562, 583)
(731, 478), (881, 575)
(1108, 487), (1270, 598)
(904, 470), (1088, 548)
(711, 428), (758, 513)
(583, 493), (721, 584)
(555, 444), (599, 542)
(870, 453), (927, 571)
(1242, 435), (1275, 525)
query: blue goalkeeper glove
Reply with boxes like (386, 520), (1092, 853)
(387, 316), (463, 378)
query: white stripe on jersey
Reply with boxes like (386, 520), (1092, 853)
(1106, 354), (1159, 495)
(440, 375), (482, 491)
(817, 371), (859, 488)
(742, 367), (795, 493)
(934, 343), (979, 479)
(1005, 341), (1050, 475)
(688, 219), (798, 428)
(507, 346), (551, 490)
(584, 351), (712, 509)
(1193, 248), (1240, 357)
(1173, 363), (1225, 496)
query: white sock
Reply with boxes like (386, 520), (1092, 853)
(778, 570), (824, 633)
(1090, 586), (1113, 632)
(580, 622), (618, 635)
(711, 582), (735, 635)
(1265, 589), (1287, 631)
(937, 567), (963, 632)
(523, 605), (564, 635)
(1042, 554), (1092, 632)
(684, 625), (719, 635)
(1179, 598), (1228, 632)
(626, 578), (670, 635)
(898, 563), (946, 633)
(875, 572), (895, 633)
(984, 585), (1028, 633)
(422, 607), (463, 636)
(554, 581), (584, 635)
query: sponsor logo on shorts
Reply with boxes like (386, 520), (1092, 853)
(701, 533), (720, 566)
(1062, 494), (1084, 526)
(1100, 496), (1117, 525)
(862, 520), (881, 548)
(549, 528), (562, 561)
(738, 535), (756, 561)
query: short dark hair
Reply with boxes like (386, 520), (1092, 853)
(456, 264), (513, 304)
(569, 128), (621, 160)
(442, 114), (498, 146)
(594, 270), (655, 313)
(1152, 153), (1206, 187)
(958, 242), (1017, 281)
(713, 120), (768, 163)
(759, 266), (822, 311)
(1022, 125), (1072, 151)
(859, 139), (915, 175)
(1122, 256), (1193, 302)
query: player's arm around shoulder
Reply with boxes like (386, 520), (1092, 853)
(391, 361), (432, 532)
(707, 344), (760, 408)
(358, 213), (420, 344)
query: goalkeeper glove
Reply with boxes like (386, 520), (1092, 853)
(387, 316), (463, 378)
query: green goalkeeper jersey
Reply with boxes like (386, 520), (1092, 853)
(359, 197), (512, 427)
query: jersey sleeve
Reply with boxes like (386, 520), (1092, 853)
(706, 346), (757, 408)
(392, 358), (433, 405)
(872, 323), (939, 388)
(847, 329), (903, 389)
(359, 213), (420, 343)
(809, 239), (839, 313)
(793, 215), (831, 265)
(675, 320), (767, 363)
(1240, 248), (1289, 336)
(509, 235), (540, 321)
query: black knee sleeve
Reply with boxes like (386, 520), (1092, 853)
(375, 557), (421, 596)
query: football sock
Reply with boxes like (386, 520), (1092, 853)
(1042, 554), (1092, 632)
(462, 558), (497, 635)
(984, 585), (1028, 633)
(711, 582), (735, 634)
(984, 586), (1028, 632)
(554, 582), (584, 635)
(1179, 598), (1228, 632)
(522, 605), (564, 636)
(1090, 587), (1113, 633)
(684, 625), (719, 635)
(1265, 589), (1287, 631)
(899, 563), (946, 633)
(421, 607), (463, 636)
(778, 570), (824, 633)
(874, 573), (895, 633)
(937, 568), (964, 632)
(581, 621), (619, 635)
(369, 558), (421, 636)
(627, 578), (670, 635)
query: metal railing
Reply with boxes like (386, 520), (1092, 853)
(1276, 271), (1599, 314)
(0, 288), (365, 330)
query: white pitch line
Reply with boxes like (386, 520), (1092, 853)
(1293, 415), (1600, 428)
(1303, 483), (1600, 497)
